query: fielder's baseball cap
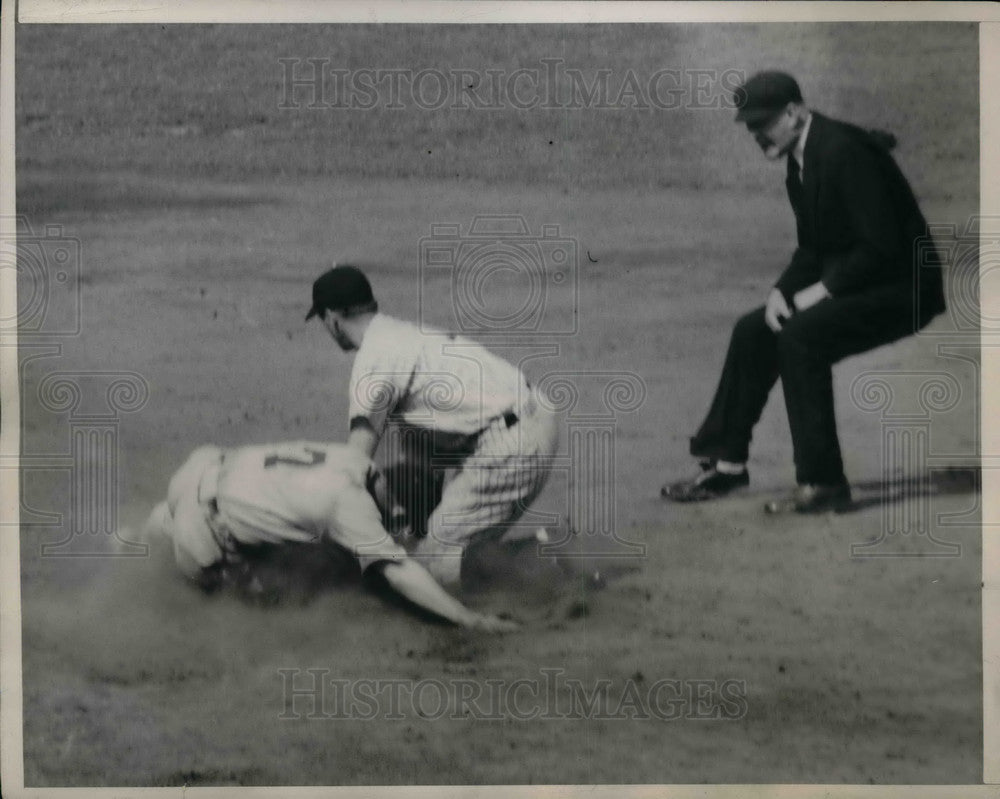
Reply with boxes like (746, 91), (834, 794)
(733, 71), (803, 128)
(305, 265), (375, 321)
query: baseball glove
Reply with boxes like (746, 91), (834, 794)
(378, 459), (445, 541)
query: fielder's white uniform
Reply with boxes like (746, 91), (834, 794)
(152, 441), (405, 580)
(349, 313), (558, 586)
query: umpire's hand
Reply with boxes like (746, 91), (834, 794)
(765, 288), (793, 332)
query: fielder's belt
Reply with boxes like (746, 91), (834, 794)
(432, 381), (537, 455)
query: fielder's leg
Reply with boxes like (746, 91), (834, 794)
(412, 398), (557, 588)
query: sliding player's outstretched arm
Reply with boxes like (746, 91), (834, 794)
(374, 558), (518, 633)
(333, 462), (517, 632)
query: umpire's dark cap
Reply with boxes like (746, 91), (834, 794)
(305, 265), (374, 321)
(734, 71), (803, 127)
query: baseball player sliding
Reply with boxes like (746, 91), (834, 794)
(306, 265), (558, 589)
(145, 441), (517, 632)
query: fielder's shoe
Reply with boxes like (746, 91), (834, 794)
(661, 466), (749, 502)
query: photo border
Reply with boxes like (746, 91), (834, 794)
(2, 2), (996, 796)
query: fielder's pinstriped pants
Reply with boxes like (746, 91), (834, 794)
(412, 388), (558, 587)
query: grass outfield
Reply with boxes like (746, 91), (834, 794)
(17, 23), (977, 198)
(14, 22), (982, 786)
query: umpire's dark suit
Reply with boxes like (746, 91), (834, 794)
(690, 112), (946, 485)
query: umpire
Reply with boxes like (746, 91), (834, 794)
(662, 71), (946, 512)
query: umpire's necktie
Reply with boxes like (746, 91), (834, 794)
(787, 155), (805, 215)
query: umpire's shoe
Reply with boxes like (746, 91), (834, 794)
(661, 465), (749, 502)
(763, 482), (852, 514)
(792, 482), (852, 514)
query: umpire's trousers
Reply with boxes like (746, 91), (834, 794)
(689, 287), (928, 486)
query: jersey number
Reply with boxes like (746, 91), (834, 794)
(264, 447), (327, 469)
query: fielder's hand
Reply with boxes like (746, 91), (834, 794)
(764, 288), (792, 332)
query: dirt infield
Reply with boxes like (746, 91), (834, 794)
(14, 23), (981, 785)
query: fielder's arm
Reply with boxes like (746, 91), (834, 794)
(373, 558), (519, 633)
